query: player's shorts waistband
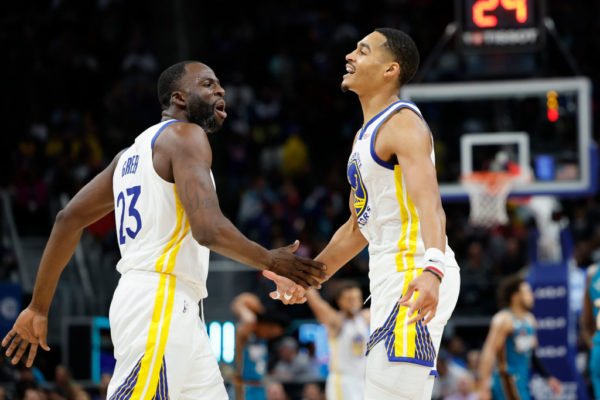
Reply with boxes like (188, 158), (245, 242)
(119, 269), (203, 303)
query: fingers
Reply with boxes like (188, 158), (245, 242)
(262, 270), (280, 282)
(12, 339), (29, 365)
(5, 335), (22, 358)
(38, 333), (50, 352)
(34, 320), (50, 352)
(286, 240), (300, 253)
(1, 330), (16, 347)
(399, 284), (415, 305)
(297, 258), (328, 279)
(290, 271), (319, 289)
(270, 291), (281, 300)
(26, 343), (39, 368)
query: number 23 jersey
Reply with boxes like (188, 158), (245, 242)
(112, 119), (211, 299)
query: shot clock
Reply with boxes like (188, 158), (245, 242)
(456, 0), (546, 51)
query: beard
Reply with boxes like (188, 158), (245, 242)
(186, 94), (223, 133)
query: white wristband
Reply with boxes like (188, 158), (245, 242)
(423, 248), (446, 278)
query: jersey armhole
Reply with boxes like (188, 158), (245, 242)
(369, 104), (424, 170)
(150, 120), (178, 151)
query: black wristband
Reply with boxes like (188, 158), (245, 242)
(423, 268), (442, 282)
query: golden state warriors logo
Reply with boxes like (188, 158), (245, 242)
(347, 156), (370, 225)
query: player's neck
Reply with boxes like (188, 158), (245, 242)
(161, 109), (188, 122)
(509, 303), (528, 318)
(359, 91), (400, 126)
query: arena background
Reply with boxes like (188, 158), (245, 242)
(1, 0), (599, 399)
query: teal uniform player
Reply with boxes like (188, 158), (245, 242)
(479, 275), (561, 400)
(490, 312), (536, 399)
(240, 336), (268, 400)
(582, 264), (600, 398)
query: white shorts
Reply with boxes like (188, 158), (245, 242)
(326, 372), (365, 400)
(106, 271), (227, 400)
(364, 267), (460, 400)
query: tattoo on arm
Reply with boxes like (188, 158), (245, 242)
(183, 178), (219, 214)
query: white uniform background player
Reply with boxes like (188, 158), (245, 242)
(304, 282), (370, 400)
(327, 313), (370, 400)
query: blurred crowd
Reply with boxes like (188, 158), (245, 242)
(2, 0), (600, 399)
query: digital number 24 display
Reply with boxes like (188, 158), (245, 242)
(472, 0), (528, 28)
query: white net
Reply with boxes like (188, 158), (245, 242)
(462, 172), (515, 228)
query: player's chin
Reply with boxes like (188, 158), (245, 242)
(340, 77), (356, 94)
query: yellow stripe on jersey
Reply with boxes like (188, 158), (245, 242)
(130, 186), (187, 399)
(393, 165), (421, 359)
(156, 188), (186, 273)
(328, 337), (343, 400)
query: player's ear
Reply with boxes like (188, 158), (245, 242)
(384, 62), (401, 81)
(171, 91), (186, 108)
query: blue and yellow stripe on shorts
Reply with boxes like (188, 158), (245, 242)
(111, 186), (190, 400)
(365, 165), (436, 367)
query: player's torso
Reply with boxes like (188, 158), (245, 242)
(112, 120), (210, 298)
(242, 335), (268, 381)
(328, 313), (369, 376)
(346, 101), (458, 303)
(504, 313), (536, 375)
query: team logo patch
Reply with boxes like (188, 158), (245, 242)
(347, 159), (370, 224)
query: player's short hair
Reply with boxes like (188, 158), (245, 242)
(333, 280), (362, 304)
(374, 28), (420, 87)
(256, 310), (291, 328)
(157, 61), (196, 110)
(498, 274), (525, 308)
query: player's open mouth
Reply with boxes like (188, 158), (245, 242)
(344, 63), (355, 78)
(214, 100), (227, 119)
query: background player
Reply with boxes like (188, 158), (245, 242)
(478, 274), (561, 400)
(305, 280), (369, 400)
(265, 28), (461, 399)
(231, 292), (290, 400)
(581, 262), (600, 399)
(2, 61), (325, 399)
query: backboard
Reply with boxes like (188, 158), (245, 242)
(401, 77), (597, 201)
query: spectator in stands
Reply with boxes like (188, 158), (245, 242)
(265, 381), (288, 400)
(301, 382), (325, 400)
(271, 337), (321, 382)
(444, 374), (477, 400)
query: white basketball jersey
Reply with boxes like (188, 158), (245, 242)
(346, 101), (459, 300)
(112, 119), (210, 299)
(329, 313), (369, 377)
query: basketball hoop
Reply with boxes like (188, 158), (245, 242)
(461, 172), (517, 228)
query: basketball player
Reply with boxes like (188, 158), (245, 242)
(306, 281), (370, 400)
(1, 61), (326, 399)
(231, 292), (289, 400)
(478, 275), (561, 400)
(581, 262), (600, 398)
(264, 28), (461, 399)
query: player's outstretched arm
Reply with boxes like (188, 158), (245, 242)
(305, 289), (344, 334)
(230, 293), (262, 398)
(231, 292), (265, 325)
(477, 312), (511, 400)
(166, 123), (326, 288)
(2, 150), (124, 367)
(378, 110), (445, 324)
